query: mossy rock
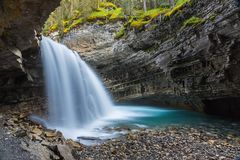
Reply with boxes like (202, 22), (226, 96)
(87, 9), (108, 21)
(183, 16), (205, 27)
(69, 18), (83, 28)
(130, 20), (150, 30)
(87, 6), (125, 23)
(99, 2), (117, 9)
(63, 20), (70, 27)
(129, 7), (169, 30)
(109, 8), (125, 21)
(96, 21), (106, 25)
(63, 28), (70, 34)
(115, 27), (125, 39)
(141, 8), (170, 20)
(164, 0), (190, 17)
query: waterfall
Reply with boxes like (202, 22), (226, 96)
(40, 37), (113, 129)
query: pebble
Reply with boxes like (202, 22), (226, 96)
(73, 126), (240, 160)
(1, 107), (240, 160)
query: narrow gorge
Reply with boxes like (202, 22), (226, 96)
(0, 0), (240, 159)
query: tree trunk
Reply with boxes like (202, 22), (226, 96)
(169, 0), (175, 8)
(143, 0), (147, 12)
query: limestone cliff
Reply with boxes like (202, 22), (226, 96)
(0, 0), (60, 104)
(61, 0), (240, 117)
(0, 0), (239, 118)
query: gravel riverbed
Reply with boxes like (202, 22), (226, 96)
(74, 126), (240, 160)
(0, 106), (240, 160)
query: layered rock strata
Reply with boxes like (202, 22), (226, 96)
(62, 0), (240, 117)
(0, 0), (60, 104)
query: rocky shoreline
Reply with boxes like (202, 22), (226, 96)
(74, 126), (240, 160)
(0, 105), (239, 160)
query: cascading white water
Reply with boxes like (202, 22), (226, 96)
(40, 37), (114, 129)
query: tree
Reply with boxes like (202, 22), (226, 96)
(169, 0), (175, 7)
(143, 0), (147, 12)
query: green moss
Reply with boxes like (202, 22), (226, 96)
(183, 16), (205, 27)
(71, 10), (81, 21)
(44, 1), (173, 35)
(130, 20), (150, 29)
(109, 8), (125, 21)
(164, 0), (190, 17)
(62, 18), (84, 34)
(69, 18), (83, 28)
(63, 27), (70, 34)
(115, 27), (125, 39)
(142, 8), (170, 20)
(209, 14), (217, 21)
(132, 10), (145, 17)
(148, 24), (158, 31)
(87, 7), (125, 22)
(87, 8), (108, 21)
(99, 2), (116, 9)
(63, 20), (70, 27)
(96, 21), (106, 25)
(176, 0), (190, 5)
(129, 7), (169, 30)
(49, 24), (58, 32)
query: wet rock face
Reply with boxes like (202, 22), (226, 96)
(0, 0), (60, 104)
(62, 0), (240, 117)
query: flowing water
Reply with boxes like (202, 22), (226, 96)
(41, 37), (113, 129)
(40, 37), (239, 145)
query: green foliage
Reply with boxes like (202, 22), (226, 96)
(87, 2), (124, 22)
(130, 7), (169, 30)
(63, 18), (84, 34)
(148, 24), (158, 31)
(130, 20), (150, 29)
(50, 24), (58, 32)
(87, 8), (109, 21)
(165, 0), (190, 17)
(176, 0), (189, 5)
(99, 2), (116, 9)
(209, 13), (217, 21)
(142, 8), (170, 20)
(183, 16), (205, 27)
(43, 0), (198, 35)
(43, 0), (96, 35)
(115, 27), (125, 39)
(109, 8), (125, 21)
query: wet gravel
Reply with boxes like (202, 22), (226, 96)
(73, 126), (240, 160)
(0, 114), (33, 160)
(0, 106), (240, 160)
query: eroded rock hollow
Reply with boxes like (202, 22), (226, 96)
(0, 0), (60, 104)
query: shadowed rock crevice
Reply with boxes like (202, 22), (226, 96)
(0, 0), (60, 105)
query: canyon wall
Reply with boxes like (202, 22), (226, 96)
(0, 0), (60, 104)
(62, 0), (240, 118)
(0, 0), (239, 118)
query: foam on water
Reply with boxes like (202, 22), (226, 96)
(40, 37), (220, 145)
(40, 37), (143, 142)
(41, 37), (114, 129)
